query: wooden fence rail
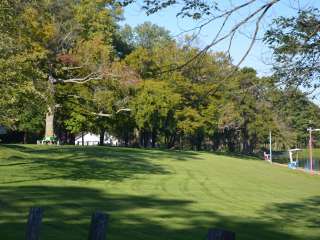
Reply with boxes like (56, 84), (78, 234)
(25, 207), (235, 240)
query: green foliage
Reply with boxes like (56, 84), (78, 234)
(131, 80), (180, 146)
(120, 0), (215, 19)
(64, 112), (88, 134)
(265, 8), (320, 90)
(125, 47), (159, 78)
(0, 0), (128, 140)
(1, 1), (319, 151)
(124, 22), (172, 49)
(271, 89), (320, 146)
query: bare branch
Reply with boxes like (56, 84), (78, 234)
(235, 1), (275, 69)
(159, 0), (280, 75)
(61, 66), (83, 70)
(227, 31), (236, 60)
(61, 73), (102, 84)
(92, 108), (131, 118)
(174, 0), (257, 38)
(92, 112), (112, 117)
(116, 108), (131, 113)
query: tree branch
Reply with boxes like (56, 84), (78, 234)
(92, 112), (112, 117)
(60, 73), (103, 84)
(92, 108), (131, 118)
(157, 0), (280, 75)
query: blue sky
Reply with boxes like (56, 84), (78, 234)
(122, 0), (319, 77)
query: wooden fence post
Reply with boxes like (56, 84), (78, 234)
(88, 212), (109, 240)
(207, 228), (235, 240)
(25, 207), (43, 240)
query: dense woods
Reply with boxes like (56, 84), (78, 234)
(1, 0), (319, 153)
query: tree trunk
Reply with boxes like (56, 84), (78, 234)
(45, 74), (56, 139)
(242, 134), (250, 153)
(133, 128), (140, 147)
(151, 130), (157, 148)
(23, 131), (28, 144)
(144, 131), (149, 148)
(167, 134), (176, 148)
(139, 130), (144, 147)
(140, 130), (148, 148)
(124, 131), (129, 147)
(99, 129), (105, 146)
(241, 115), (250, 153)
(196, 134), (202, 151)
(45, 106), (55, 138)
(81, 132), (84, 146)
(211, 132), (219, 151)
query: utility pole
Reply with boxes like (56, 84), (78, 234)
(307, 128), (320, 175)
(269, 130), (272, 163)
(308, 128), (313, 174)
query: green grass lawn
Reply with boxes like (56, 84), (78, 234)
(0, 145), (319, 240)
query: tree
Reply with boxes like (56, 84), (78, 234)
(120, 0), (283, 69)
(131, 80), (180, 147)
(122, 22), (172, 49)
(0, 0), (49, 129)
(271, 89), (320, 147)
(119, 0), (320, 95)
(2, 2), (319, 154)
(0, 0), (133, 141)
(265, 8), (320, 91)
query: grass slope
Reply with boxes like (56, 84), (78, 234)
(0, 145), (319, 240)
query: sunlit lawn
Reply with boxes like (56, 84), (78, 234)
(0, 145), (319, 240)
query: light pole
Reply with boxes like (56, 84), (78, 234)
(269, 130), (272, 163)
(307, 128), (320, 174)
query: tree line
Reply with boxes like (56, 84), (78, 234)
(0, 1), (319, 153)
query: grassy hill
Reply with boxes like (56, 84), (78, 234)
(0, 145), (319, 240)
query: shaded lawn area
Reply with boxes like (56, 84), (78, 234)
(0, 145), (319, 240)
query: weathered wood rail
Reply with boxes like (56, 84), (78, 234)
(25, 207), (235, 240)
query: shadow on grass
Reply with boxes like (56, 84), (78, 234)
(2, 144), (201, 161)
(0, 145), (179, 183)
(2, 144), (261, 162)
(0, 185), (319, 240)
(262, 196), (320, 230)
(0, 145), (280, 185)
(0, 145), (204, 184)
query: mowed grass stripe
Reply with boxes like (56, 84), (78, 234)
(0, 145), (319, 240)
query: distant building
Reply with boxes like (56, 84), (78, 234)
(0, 126), (7, 135)
(75, 132), (119, 146)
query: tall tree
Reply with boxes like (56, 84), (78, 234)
(131, 80), (180, 147)
(265, 8), (320, 91)
(0, 0), (133, 140)
(120, 0), (301, 69)
(122, 21), (172, 49)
